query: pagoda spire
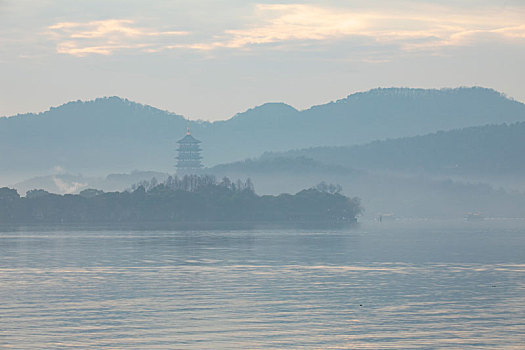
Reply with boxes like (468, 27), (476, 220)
(176, 122), (203, 174)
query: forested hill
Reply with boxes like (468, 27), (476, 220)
(2, 87), (525, 178)
(262, 122), (525, 176)
(0, 176), (362, 226)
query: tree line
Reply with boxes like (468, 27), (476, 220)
(0, 175), (362, 226)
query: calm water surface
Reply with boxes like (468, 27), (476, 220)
(1, 220), (524, 349)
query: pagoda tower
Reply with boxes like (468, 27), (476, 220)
(176, 122), (203, 174)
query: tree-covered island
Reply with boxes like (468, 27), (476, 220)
(0, 175), (362, 228)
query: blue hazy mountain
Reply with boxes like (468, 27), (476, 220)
(208, 122), (525, 218)
(262, 122), (525, 177)
(210, 156), (356, 176)
(1, 87), (525, 179)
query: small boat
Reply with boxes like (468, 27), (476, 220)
(378, 213), (395, 222)
(465, 212), (485, 221)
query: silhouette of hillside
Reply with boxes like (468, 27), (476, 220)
(1, 87), (524, 178)
(208, 122), (525, 218)
(210, 156), (355, 175)
(266, 122), (525, 176)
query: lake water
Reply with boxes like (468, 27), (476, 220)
(1, 220), (524, 349)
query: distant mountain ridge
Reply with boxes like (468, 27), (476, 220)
(2, 87), (525, 179)
(258, 121), (525, 177)
(207, 121), (525, 218)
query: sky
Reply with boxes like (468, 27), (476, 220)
(1, 0), (524, 121)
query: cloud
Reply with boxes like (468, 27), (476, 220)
(192, 3), (525, 53)
(46, 3), (525, 57)
(48, 19), (188, 56)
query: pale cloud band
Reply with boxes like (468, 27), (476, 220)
(47, 19), (188, 56)
(47, 3), (525, 57)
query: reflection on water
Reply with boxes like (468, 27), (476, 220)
(1, 221), (524, 348)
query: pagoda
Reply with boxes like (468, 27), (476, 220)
(176, 122), (203, 174)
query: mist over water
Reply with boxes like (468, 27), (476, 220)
(1, 221), (524, 348)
